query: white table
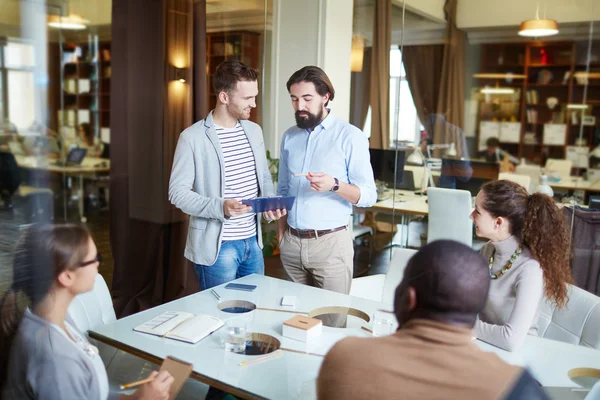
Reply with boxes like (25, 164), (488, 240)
(477, 336), (600, 388)
(90, 275), (600, 399)
(91, 275), (385, 400)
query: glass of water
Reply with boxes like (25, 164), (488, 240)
(372, 310), (396, 337)
(221, 318), (247, 353)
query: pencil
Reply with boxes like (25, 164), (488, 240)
(119, 376), (154, 390)
(239, 350), (283, 366)
(294, 173), (309, 177)
(256, 307), (308, 314)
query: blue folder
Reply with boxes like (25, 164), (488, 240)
(241, 196), (295, 213)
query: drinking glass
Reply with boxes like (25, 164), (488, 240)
(221, 318), (247, 353)
(372, 310), (396, 337)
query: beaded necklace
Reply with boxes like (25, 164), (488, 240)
(488, 244), (523, 279)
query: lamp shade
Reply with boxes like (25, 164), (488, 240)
(536, 175), (554, 197)
(406, 148), (424, 165)
(350, 35), (365, 72)
(518, 19), (559, 37)
(48, 14), (89, 30)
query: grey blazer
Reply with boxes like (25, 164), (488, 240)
(2, 311), (116, 400)
(168, 111), (275, 265)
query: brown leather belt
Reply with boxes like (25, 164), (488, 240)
(288, 226), (347, 239)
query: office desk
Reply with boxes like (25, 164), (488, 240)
(89, 275), (599, 399)
(16, 155), (110, 222)
(549, 177), (600, 193)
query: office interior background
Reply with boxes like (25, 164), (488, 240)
(0, 0), (598, 318)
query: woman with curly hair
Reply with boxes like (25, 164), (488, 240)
(470, 180), (572, 351)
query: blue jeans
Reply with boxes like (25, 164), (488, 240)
(194, 237), (264, 291)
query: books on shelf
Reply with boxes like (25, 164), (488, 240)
(134, 311), (224, 344)
(526, 109), (538, 124)
(526, 90), (539, 104)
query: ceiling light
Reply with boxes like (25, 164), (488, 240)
(48, 14), (89, 30)
(566, 104), (589, 110)
(473, 73), (526, 80)
(518, 19), (559, 37)
(518, 3), (558, 37)
(481, 87), (515, 94)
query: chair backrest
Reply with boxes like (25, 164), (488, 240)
(426, 187), (473, 247)
(68, 274), (116, 333)
(537, 284), (600, 349)
(382, 248), (418, 304)
(515, 164), (542, 193)
(498, 172), (532, 193)
(545, 158), (572, 179)
(0, 151), (21, 196)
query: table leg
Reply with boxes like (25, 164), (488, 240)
(79, 174), (86, 223)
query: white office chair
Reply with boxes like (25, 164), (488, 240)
(515, 164), (542, 193)
(68, 274), (209, 399)
(498, 172), (532, 193)
(426, 187), (473, 247)
(545, 159), (573, 180)
(537, 284), (600, 349)
(350, 248), (417, 305)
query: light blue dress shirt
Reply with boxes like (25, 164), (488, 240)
(277, 111), (377, 230)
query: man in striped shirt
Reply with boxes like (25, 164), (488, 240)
(169, 60), (285, 291)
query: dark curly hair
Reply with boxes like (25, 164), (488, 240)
(481, 180), (572, 308)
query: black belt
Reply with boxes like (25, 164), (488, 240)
(289, 226), (346, 239)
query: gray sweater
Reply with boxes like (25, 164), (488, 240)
(474, 235), (544, 351)
(168, 111), (275, 266)
(2, 310), (116, 400)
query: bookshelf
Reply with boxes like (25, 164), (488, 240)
(476, 41), (600, 169)
(206, 31), (261, 123)
(53, 39), (111, 144)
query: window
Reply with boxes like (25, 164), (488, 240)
(1, 39), (36, 130)
(363, 46), (422, 147)
(389, 46), (421, 145)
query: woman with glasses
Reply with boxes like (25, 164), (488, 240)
(0, 224), (174, 399)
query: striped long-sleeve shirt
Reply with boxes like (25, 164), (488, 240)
(217, 122), (259, 241)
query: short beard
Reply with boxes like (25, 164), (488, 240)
(295, 108), (324, 130)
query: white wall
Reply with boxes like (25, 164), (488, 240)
(263, 0), (353, 157)
(457, 0), (600, 29)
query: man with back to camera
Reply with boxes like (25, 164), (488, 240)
(277, 66), (377, 294)
(169, 60), (285, 291)
(318, 240), (550, 400)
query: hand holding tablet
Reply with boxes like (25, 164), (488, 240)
(241, 196), (295, 213)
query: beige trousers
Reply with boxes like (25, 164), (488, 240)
(280, 227), (354, 294)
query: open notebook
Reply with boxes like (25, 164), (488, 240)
(134, 311), (224, 344)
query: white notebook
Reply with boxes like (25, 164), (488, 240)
(134, 311), (224, 344)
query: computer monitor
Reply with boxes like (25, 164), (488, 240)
(439, 158), (499, 196)
(369, 148), (407, 188)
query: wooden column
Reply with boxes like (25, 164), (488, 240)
(110, 0), (199, 317)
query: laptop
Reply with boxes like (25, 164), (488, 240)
(394, 170), (416, 191)
(54, 148), (87, 167)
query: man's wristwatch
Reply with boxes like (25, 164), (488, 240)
(330, 177), (340, 192)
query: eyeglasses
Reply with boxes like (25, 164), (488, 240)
(80, 253), (102, 267)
